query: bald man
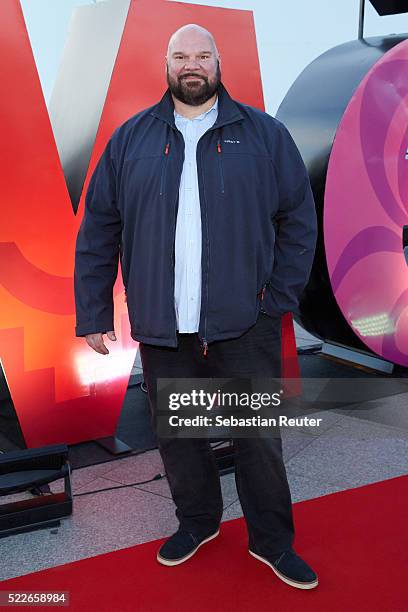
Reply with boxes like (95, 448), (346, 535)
(75, 24), (318, 589)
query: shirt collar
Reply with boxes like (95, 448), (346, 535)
(174, 95), (218, 122)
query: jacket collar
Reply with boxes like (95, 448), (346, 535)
(150, 81), (243, 129)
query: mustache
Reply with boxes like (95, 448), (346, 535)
(179, 74), (207, 80)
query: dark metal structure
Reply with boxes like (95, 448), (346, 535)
(359, 1), (408, 39)
(0, 445), (72, 537)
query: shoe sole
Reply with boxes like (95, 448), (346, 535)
(248, 549), (318, 590)
(157, 529), (220, 567)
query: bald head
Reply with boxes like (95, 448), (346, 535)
(166, 24), (219, 59)
(165, 23), (221, 107)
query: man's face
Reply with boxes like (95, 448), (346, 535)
(166, 32), (221, 106)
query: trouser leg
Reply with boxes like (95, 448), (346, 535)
(139, 335), (223, 536)
(208, 313), (295, 555)
(156, 437), (223, 536)
(233, 436), (294, 555)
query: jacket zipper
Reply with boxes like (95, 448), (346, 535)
(172, 189), (180, 344)
(200, 146), (210, 358)
(216, 139), (225, 194)
(156, 130), (182, 347)
(195, 118), (242, 357)
(170, 136), (183, 346)
(159, 142), (170, 195)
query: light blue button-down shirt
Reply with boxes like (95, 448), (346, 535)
(174, 96), (218, 333)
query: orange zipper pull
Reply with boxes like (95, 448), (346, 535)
(164, 142), (170, 155)
(203, 340), (208, 357)
(217, 140), (221, 154)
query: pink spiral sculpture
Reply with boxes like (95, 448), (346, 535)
(324, 40), (408, 367)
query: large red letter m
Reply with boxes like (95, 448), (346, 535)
(0, 0), (296, 449)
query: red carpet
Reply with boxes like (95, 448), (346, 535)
(2, 476), (407, 611)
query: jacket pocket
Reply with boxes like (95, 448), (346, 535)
(160, 143), (170, 196)
(216, 139), (225, 194)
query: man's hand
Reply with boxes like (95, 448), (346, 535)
(85, 331), (117, 355)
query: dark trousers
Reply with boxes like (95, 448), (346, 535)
(139, 312), (295, 557)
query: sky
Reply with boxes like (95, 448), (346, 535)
(20, 0), (408, 115)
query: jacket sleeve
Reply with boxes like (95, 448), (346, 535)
(74, 136), (122, 336)
(266, 121), (317, 317)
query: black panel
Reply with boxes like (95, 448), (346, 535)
(403, 225), (408, 265)
(369, 0), (408, 16)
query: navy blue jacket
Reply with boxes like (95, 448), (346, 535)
(74, 82), (317, 351)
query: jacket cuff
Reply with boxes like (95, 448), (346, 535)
(262, 286), (300, 318)
(75, 318), (114, 337)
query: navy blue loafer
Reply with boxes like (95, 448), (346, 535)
(249, 548), (318, 589)
(157, 528), (220, 566)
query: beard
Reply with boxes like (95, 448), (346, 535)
(166, 61), (221, 106)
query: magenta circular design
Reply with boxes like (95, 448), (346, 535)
(324, 40), (408, 366)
